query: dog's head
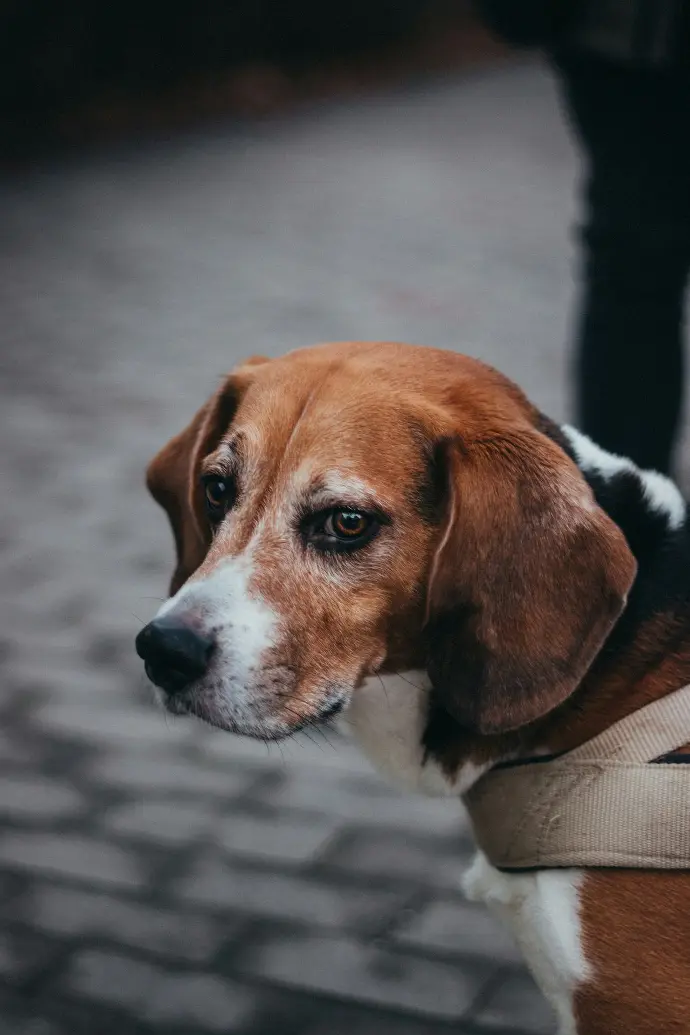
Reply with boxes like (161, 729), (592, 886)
(136, 342), (636, 742)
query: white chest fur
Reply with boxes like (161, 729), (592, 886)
(465, 853), (588, 1034)
(344, 672), (590, 1035)
(343, 670), (489, 794)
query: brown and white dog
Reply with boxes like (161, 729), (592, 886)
(135, 341), (690, 1035)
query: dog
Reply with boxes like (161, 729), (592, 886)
(135, 341), (690, 1035)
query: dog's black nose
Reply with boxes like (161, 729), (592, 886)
(135, 617), (214, 695)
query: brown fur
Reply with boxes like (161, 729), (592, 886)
(576, 871), (690, 1034)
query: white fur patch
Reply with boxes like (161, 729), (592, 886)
(319, 471), (377, 500)
(638, 469), (686, 530)
(463, 852), (590, 1035)
(563, 425), (685, 531)
(158, 557), (276, 676)
(155, 556), (284, 735)
(562, 426), (632, 482)
(343, 671), (489, 796)
(299, 468), (389, 517)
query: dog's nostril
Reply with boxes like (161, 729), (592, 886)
(135, 617), (214, 695)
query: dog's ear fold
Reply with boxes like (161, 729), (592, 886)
(425, 428), (637, 735)
(146, 359), (268, 594)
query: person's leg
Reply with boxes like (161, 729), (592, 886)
(553, 51), (690, 474)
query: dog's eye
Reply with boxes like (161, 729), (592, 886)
(326, 510), (370, 540)
(305, 508), (380, 552)
(202, 476), (234, 521)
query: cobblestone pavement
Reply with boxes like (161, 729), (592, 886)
(0, 57), (637, 1034)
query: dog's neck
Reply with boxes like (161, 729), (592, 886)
(420, 424), (690, 785)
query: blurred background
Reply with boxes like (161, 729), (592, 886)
(2, 2), (677, 1033)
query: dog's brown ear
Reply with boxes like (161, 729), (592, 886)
(146, 360), (267, 594)
(425, 428), (637, 735)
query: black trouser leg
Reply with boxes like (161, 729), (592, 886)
(576, 220), (687, 473)
(553, 51), (690, 474)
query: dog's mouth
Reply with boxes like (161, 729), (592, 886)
(318, 698), (346, 721)
(156, 683), (347, 740)
(145, 661), (191, 696)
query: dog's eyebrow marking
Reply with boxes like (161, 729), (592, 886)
(220, 432), (244, 458)
(202, 436), (243, 476)
(319, 471), (378, 498)
(305, 471), (387, 514)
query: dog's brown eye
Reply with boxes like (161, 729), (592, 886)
(328, 510), (369, 540)
(203, 477), (233, 521)
(302, 506), (382, 553)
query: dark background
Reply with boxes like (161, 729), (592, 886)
(0, 1), (503, 154)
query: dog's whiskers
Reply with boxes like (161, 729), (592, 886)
(395, 672), (425, 692)
(377, 673), (391, 709)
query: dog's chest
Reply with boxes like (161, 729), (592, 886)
(345, 673), (592, 1034)
(463, 852), (590, 1035)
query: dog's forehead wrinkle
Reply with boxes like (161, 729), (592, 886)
(248, 377), (332, 484)
(236, 382), (437, 519)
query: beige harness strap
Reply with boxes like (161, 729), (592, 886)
(463, 685), (690, 870)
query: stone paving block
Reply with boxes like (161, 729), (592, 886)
(0, 1016), (65, 1035)
(0, 732), (35, 766)
(392, 896), (522, 965)
(66, 949), (256, 1031)
(0, 607), (86, 646)
(17, 884), (231, 962)
(145, 972), (257, 1031)
(85, 633), (139, 674)
(217, 810), (341, 864)
(0, 871), (23, 906)
(201, 726), (372, 773)
(0, 774), (84, 822)
(88, 750), (257, 798)
(0, 832), (145, 888)
(471, 970), (556, 1034)
(8, 663), (130, 705)
(18, 584), (100, 633)
(62, 949), (171, 1009)
(258, 767), (470, 837)
(175, 853), (412, 930)
(0, 929), (55, 983)
(31, 702), (193, 746)
(319, 828), (470, 890)
(102, 798), (216, 846)
(303, 1008), (468, 1035)
(234, 931), (493, 1022)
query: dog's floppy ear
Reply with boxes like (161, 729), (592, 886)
(425, 427), (637, 735)
(146, 357), (268, 595)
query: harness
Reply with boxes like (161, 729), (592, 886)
(463, 685), (690, 870)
